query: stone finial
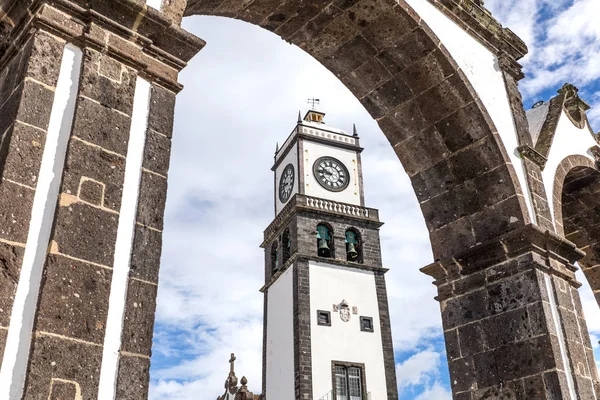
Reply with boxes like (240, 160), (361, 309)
(298, 110), (302, 123)
(558, 83), (591, 128)
(353, 124), (358, 137)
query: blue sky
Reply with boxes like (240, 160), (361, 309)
(148, 1), (600, 398)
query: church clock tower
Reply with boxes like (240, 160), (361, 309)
(261, 110), (398, 400)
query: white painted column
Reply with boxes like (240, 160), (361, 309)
(97, 77), (151, 400)
(0, 43), (83, 400)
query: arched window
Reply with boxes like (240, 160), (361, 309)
(316, 223), (333, 258)
(345, 229), (362, 263)
(282, 229), (291, 264)
(270, 240), (279, 273)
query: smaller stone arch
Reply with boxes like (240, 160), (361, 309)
(344, 228), (363, 263)
(270, 240), (279, 274)
(281, 228), (291, 265)
(316, 222), (334, 259)
(553, 155), (600, 307)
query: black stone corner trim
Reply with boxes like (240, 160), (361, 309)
(373, 273), (398, 400)
(293, 260), (313, 399)
(517, 145), (547, 169)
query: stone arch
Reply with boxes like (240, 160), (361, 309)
(554, 155), (600, 306)
(184, 0), (529, 261)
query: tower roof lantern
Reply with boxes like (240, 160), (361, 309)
(304, 109), (326, 123)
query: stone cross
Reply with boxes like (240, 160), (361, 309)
(229, 353), (236, 374)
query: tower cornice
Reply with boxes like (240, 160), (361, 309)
(261, 194), (381, 248)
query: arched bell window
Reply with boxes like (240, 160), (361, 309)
(316, 223), (333, 258)
(345, 228), (362, 263)
(282, 229), (291, 264)
(270, 240), (279, 273)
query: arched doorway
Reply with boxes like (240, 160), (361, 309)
(0, 0), (597, 398)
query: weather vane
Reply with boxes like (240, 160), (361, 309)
(307, 98), (320, 109)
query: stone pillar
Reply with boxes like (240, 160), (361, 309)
(0, 0), (204, 398)
(498, 53), (555, 232)
(423, 225), (600, 399)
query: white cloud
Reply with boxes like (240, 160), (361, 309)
(396, 350), (443, 389)
(414, 382), (452, 400)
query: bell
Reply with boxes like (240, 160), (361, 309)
(347, 243), (358, 260)
(318, 239), (331, 257)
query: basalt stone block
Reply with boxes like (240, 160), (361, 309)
(494, 335), (556, 381)
(442, 288), (490, 330)
(79, 49), (136, 116)
(148, 85), (176, 137)
(2, 121), (46, 187)
(448, 356), (476, 393)
(16, 80), (55, 129)
(48, 380), (78, 399)
(415, 75), (472, 124)
(143, 129), (171, 176)
(472, 350), (500, 389)
(322, 35), (378, 78)
(116, 355), (150, 399)
(400, 49), (455, 96)
(471, 380), (525, 400)
(0, 328), (6, 362)
(24, 334), (102, 399)
(448, 136), (504, 182)
(121, 280), (157, 356)
(435, 102), (489, 153)
(376, 28), (437, 75)
(136, 171), (167, 230)
(378, 99), (427, 146)
(0, 180), (34, 243)
(481, 307), (536, 349)
(274, 3), (322, 39)
(486, 270), (542, 316)
(361, 12), (416, 52)
(130, 225), (162, 283)
(429, 216), (477, 261)
(71, 96), (131, 156)
(79, 179), (104, 206)
(445, 328), (461, 361)
(27, 31), (64, 88)
(393, 126), (448, 177)
(0, 243), (24, 326)
(35, 254), (111, 344)
(53, 202), (118, 266)
(362, 74), (412, 119)
(61, 140), (125, 212)
(458, 322), (485, 356)
(342, 58), (392, 100)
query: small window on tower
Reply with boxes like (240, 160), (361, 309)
(360, 316), (374, 332)
(317, 310), (331, 326)
(316, 224), (333, 258)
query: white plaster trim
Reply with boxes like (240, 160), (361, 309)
(519, 158), (537, 226)
(568, 277), (598, 400)
(0, 43), (83, 400)
(544, 274), (577, 399)
(97, 77), (151, 400)
(146, 0), (162, 10)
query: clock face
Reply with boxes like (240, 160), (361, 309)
(313, 156), (350, 192)
(278, 164), (295, 203)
